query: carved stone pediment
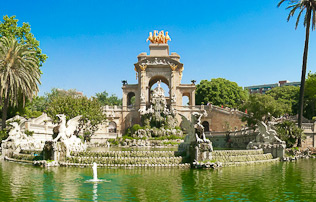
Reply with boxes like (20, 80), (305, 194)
(134, 57), (183, 72)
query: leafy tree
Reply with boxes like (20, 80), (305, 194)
(278, 0), (316, 146)
(0, 16), (47, 129)
(195, 78), (248, 109)
(95, 90), (122, 106)
(266, 85), (299, 115)
(304, 71), (316, 119)
(45, 94), (106, 140)
(0, 15), (47, 67)
(0, 37), (41, 130)
(275, 120), (304, 148)
(241, 94), (289, 127)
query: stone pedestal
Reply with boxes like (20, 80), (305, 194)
(43, 141), (67, 162)
(247, 142), (286, 158)
(1, 141), (20, 158)
(262, 143), (285, 158)
(189, 142), (213, 163)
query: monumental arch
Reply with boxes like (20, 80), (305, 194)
(100, 31), (245, 139)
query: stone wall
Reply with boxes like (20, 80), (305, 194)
(206, 130), (257, 149)
(202, 105), (245, 132)
(300, 123), (316, 149)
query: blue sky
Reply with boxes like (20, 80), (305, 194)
(2, 0), (316, 97)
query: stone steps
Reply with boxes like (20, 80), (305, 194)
(213, 149), (264, 157)
(221, 158), (280, 167)
(71, 151), (175, 158)
(213, 153), (273, 163)
(210, 149), (278, 167)
(66, 156), (183, 165)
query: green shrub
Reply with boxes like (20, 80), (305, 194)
(0, 130), (8, 141)
(24, 130), (34, 136)
(275, 120), (305, 148)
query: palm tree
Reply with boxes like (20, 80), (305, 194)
(0, 36), (41, 130)
(278, 0), (316, 146)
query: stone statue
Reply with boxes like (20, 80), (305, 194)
(52, 114), (86, 156)
(180, 111), (210, 144)
(53, 114), (81, 142)
(2, 122), (44, 156)
(147, 30), (171, 44)
(247, 121), (286, 158)
(193, 111), (210, 143)
(256, 121), (284, 144)
(2, 122), (28, 143)
(178, 111), (213, 162)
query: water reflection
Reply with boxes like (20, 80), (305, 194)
(93, 182), (98, 201)
(1, 159), (316, 201)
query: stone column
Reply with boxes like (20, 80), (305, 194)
(191, 90), (195, 107)
(140, 70), (147, 106)
(170, 70), (176, 108)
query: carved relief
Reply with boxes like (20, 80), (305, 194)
(170, 64), (178, 71)
(139, 58), (177, 67)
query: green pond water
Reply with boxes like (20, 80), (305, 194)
(1, 159), (316, 201)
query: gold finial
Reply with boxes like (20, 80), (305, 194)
(147, 30), (171, 44)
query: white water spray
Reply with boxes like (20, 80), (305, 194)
(92, 162), (98, 181)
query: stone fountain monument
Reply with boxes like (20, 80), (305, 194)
(1, 122), (44, 158)
(43, 114), (87, 162)
(132, 80), (183, 138)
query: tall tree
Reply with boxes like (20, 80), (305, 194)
(0, 37), (41, 129)
(195, 78), (248, 109)
(278, 0), (316, 146)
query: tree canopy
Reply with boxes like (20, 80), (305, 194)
(304, 71), (316, 119)
(95, 91), (122, 106)
(241, 94), (290, 127)
(265, 85), (299, 115)
(45, 93), (106, 137)
(195, 78), (248, 109)
(0, 15), (47, 67)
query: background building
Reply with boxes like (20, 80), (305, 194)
(245, 80), (300, 94)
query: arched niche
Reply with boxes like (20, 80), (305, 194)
(202, 121), (210, 132)
(148, 76), (170, 104)
(127, 92), (135, 106)
(108, 121), (117, 133)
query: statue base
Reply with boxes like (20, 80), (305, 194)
(43, 141), (67, 162)
(189, 142), (213, 163)
(1, 141), (20, 158)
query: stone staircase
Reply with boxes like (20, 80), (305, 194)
(61, 151), (190, 168)
(212, 149), (279, 167)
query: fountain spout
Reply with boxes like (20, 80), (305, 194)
(92, 162), (98, 181)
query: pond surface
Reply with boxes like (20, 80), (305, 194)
(1, 159), (316, 201)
